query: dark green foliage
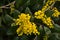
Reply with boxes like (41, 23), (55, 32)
(0, 0), (60, 40)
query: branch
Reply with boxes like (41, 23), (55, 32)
(34, 36), (38, 40)
(0, 1), (15, 8)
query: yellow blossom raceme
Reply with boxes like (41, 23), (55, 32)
(15, 13), (40, 36)
(52, 7), (60, 17)
(34, 10), (53, 28)
(42, 17), (53, 28)
(32, 23), (40, 35)
(34, 10), (44, 19)
(42, 0), (55, 12)
(47, 0), (55, 5)
(15, 13), (31, 25)
(42, 4), (50, 12)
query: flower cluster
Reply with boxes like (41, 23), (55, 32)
(42, 17), (53, 28)
(42, 0), (55, 12)
(52, 7), (60, 17)
(34, 10), (44, 19)
(34, 10), (53, 28)
(12, 0), (57, 37)
(15, 13), (40, 36)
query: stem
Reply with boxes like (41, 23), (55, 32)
(0, 1), (15, 8)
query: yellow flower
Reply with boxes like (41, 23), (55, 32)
(18, 32), (23, 36)
(52, 7), (60, 17)
(42, 0), (55, 12)
(42, 17), (53, 28)
(34, 10), (53, 28)
(34, 10), (44, 19)
(47, 17), (52, 22)
(15, 13), (40, 36)
(16, 26), (22, 34)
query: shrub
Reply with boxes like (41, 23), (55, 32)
(0, 0), (60, 40)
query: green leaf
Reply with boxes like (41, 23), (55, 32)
(30, 0), (36, 6)
(52, 17), (59, 23)
(37, 25), (45, 40)
(15, 0), (27, 8)
(39, 25), (43, 32)
(32, 4), (41, 11)
(45, 10), (54, 17)
(20, 35), (28, 40)
(53, 24), (60, 33)
(13, 37), (19, 40)
(55, 33), (60, 40)
(6, 26), (17, 35)
(24, 0), (30, 6)
(48, 33), (60, 40)
(3, 14), (13, 24)
(44, 26), (51, 35)
(11, 10), (20, 18)
(6, 29), (13, 35)
(25, 7), (32, 15)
